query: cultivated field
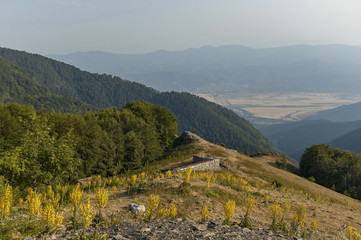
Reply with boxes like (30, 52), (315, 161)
(197, 92), (361, 121)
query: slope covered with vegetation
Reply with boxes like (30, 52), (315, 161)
(1, 131), (361, 239)
(0, 47), (273, 154)
(0, 57), (93, 113)
(0, 101), (177, 190)
(262, 120), (361, 161)
(300, 144), (361, 200)
(329, 126), (361, 153)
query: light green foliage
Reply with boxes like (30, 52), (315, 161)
(0, 101), (178, 190)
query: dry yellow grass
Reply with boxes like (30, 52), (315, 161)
(60, 135), (361, 238)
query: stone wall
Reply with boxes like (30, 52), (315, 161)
(173, 155), (220, 172)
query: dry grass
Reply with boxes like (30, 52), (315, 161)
(11, 135), (361, 239)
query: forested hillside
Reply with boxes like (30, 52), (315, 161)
(329, 127), (361, 153)
(0, 57), (93, 113)
(0, 47), (273, 154)
(0, 101), (177, 190)
(300, 144), (361, 200)
(151, 92), (271, 153)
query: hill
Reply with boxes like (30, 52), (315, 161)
(2, 132), (361, 239)
(261, 120), (361, 161)
(0, 47), (273, 154)
(306, 101), (361, 122)
(0, 57), (93, 113)
(329, 126), (361, 153)
(49, 45), (361, 94)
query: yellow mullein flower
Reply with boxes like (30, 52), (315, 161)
(169, 202), (177, 219)
(26, 188), (42, 218)
(70, 184), (83, 216)
(223, 200), (236, 225)
(80, 200), (93, 228)
(201, 205), (209, 222)
(184, 166), (192, 184)
(95, 187), (108, 209)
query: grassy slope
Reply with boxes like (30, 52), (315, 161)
(78, 134), (361, 238)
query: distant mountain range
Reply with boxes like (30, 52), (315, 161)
(49, 44), (361, 94)
(0, 47), (273, 154)
(261, 119), (361, 161)
(306, 101), (361, 122)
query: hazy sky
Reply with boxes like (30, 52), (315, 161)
(2, 0), (361, 54)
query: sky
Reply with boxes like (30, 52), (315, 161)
(1, 0), (361, 55)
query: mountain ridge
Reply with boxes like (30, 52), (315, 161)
(0, 47), (273, 155)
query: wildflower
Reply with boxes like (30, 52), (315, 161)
(169, 202), (177, 219)
(70, 184), (83, 216)
(80, 200), (93, 228)
(26, 188), (42, 218)
(311, 219), (318, 230)
(145, 194), (159, 221)
(223, 200), (236, 225)
(95, 187), (108, 209)
(201, 205), (209, 222)
(185, 166), (192, 184)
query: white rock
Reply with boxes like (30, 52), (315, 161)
(129, 203), (145, 214)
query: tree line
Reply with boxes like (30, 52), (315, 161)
(300, 144), (361, 200)
(0, 101), (177, 190)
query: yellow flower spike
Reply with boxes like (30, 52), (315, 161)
(130, 175), (137, 187)
(311, 219), (318, 230)
(244, 196), (255, 216)
(80, 200), (93, 228)
(169, 202), (177, 219)
(352, 232), (361, 240)
(54, 212), (63, 229)
(70, 184), (83, 215)
(206, 174), (212, 189)
(43, 202), (56, 226)
(19, 197), (24, 205)
(2, 184), (13, 218)
(95, 187), (108, 209)
(271, 203), (281, 221)
(184, 166), (192, 184)
(347, 226), (353, 239)
(223, 200), (236, 225)
(166, 170), (172, 178)
(26, 189), (42, 218)
(201, 205), (209, 222)
(145, 194), (159, 220)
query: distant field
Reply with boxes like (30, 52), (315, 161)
(197, 92), (361, 120)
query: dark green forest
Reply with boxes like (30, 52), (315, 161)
(0, 47), (273, 154)
(0, 101), (177, 190)
(0, 57), (93, 113)
(300, 144), (361, 200)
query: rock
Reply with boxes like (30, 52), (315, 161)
(113, 234), (129, 240)
(129, 203), (145, 214)
(192, 224), (207, 231)
(140, 227), (151, 233)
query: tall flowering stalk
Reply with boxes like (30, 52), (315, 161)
(185, 166), (192, 184)
(95, 187), (108, 215)
(80, 200), (93, 229)
(26, 188), (42, 219)
(223, 200), (236, 225)
(70, 183), (83, 217)
(0, 184), (13, 218)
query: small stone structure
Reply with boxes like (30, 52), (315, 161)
(173, 155), (220, 172)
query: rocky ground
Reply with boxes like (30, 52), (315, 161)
(50, 219), (298, 240)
